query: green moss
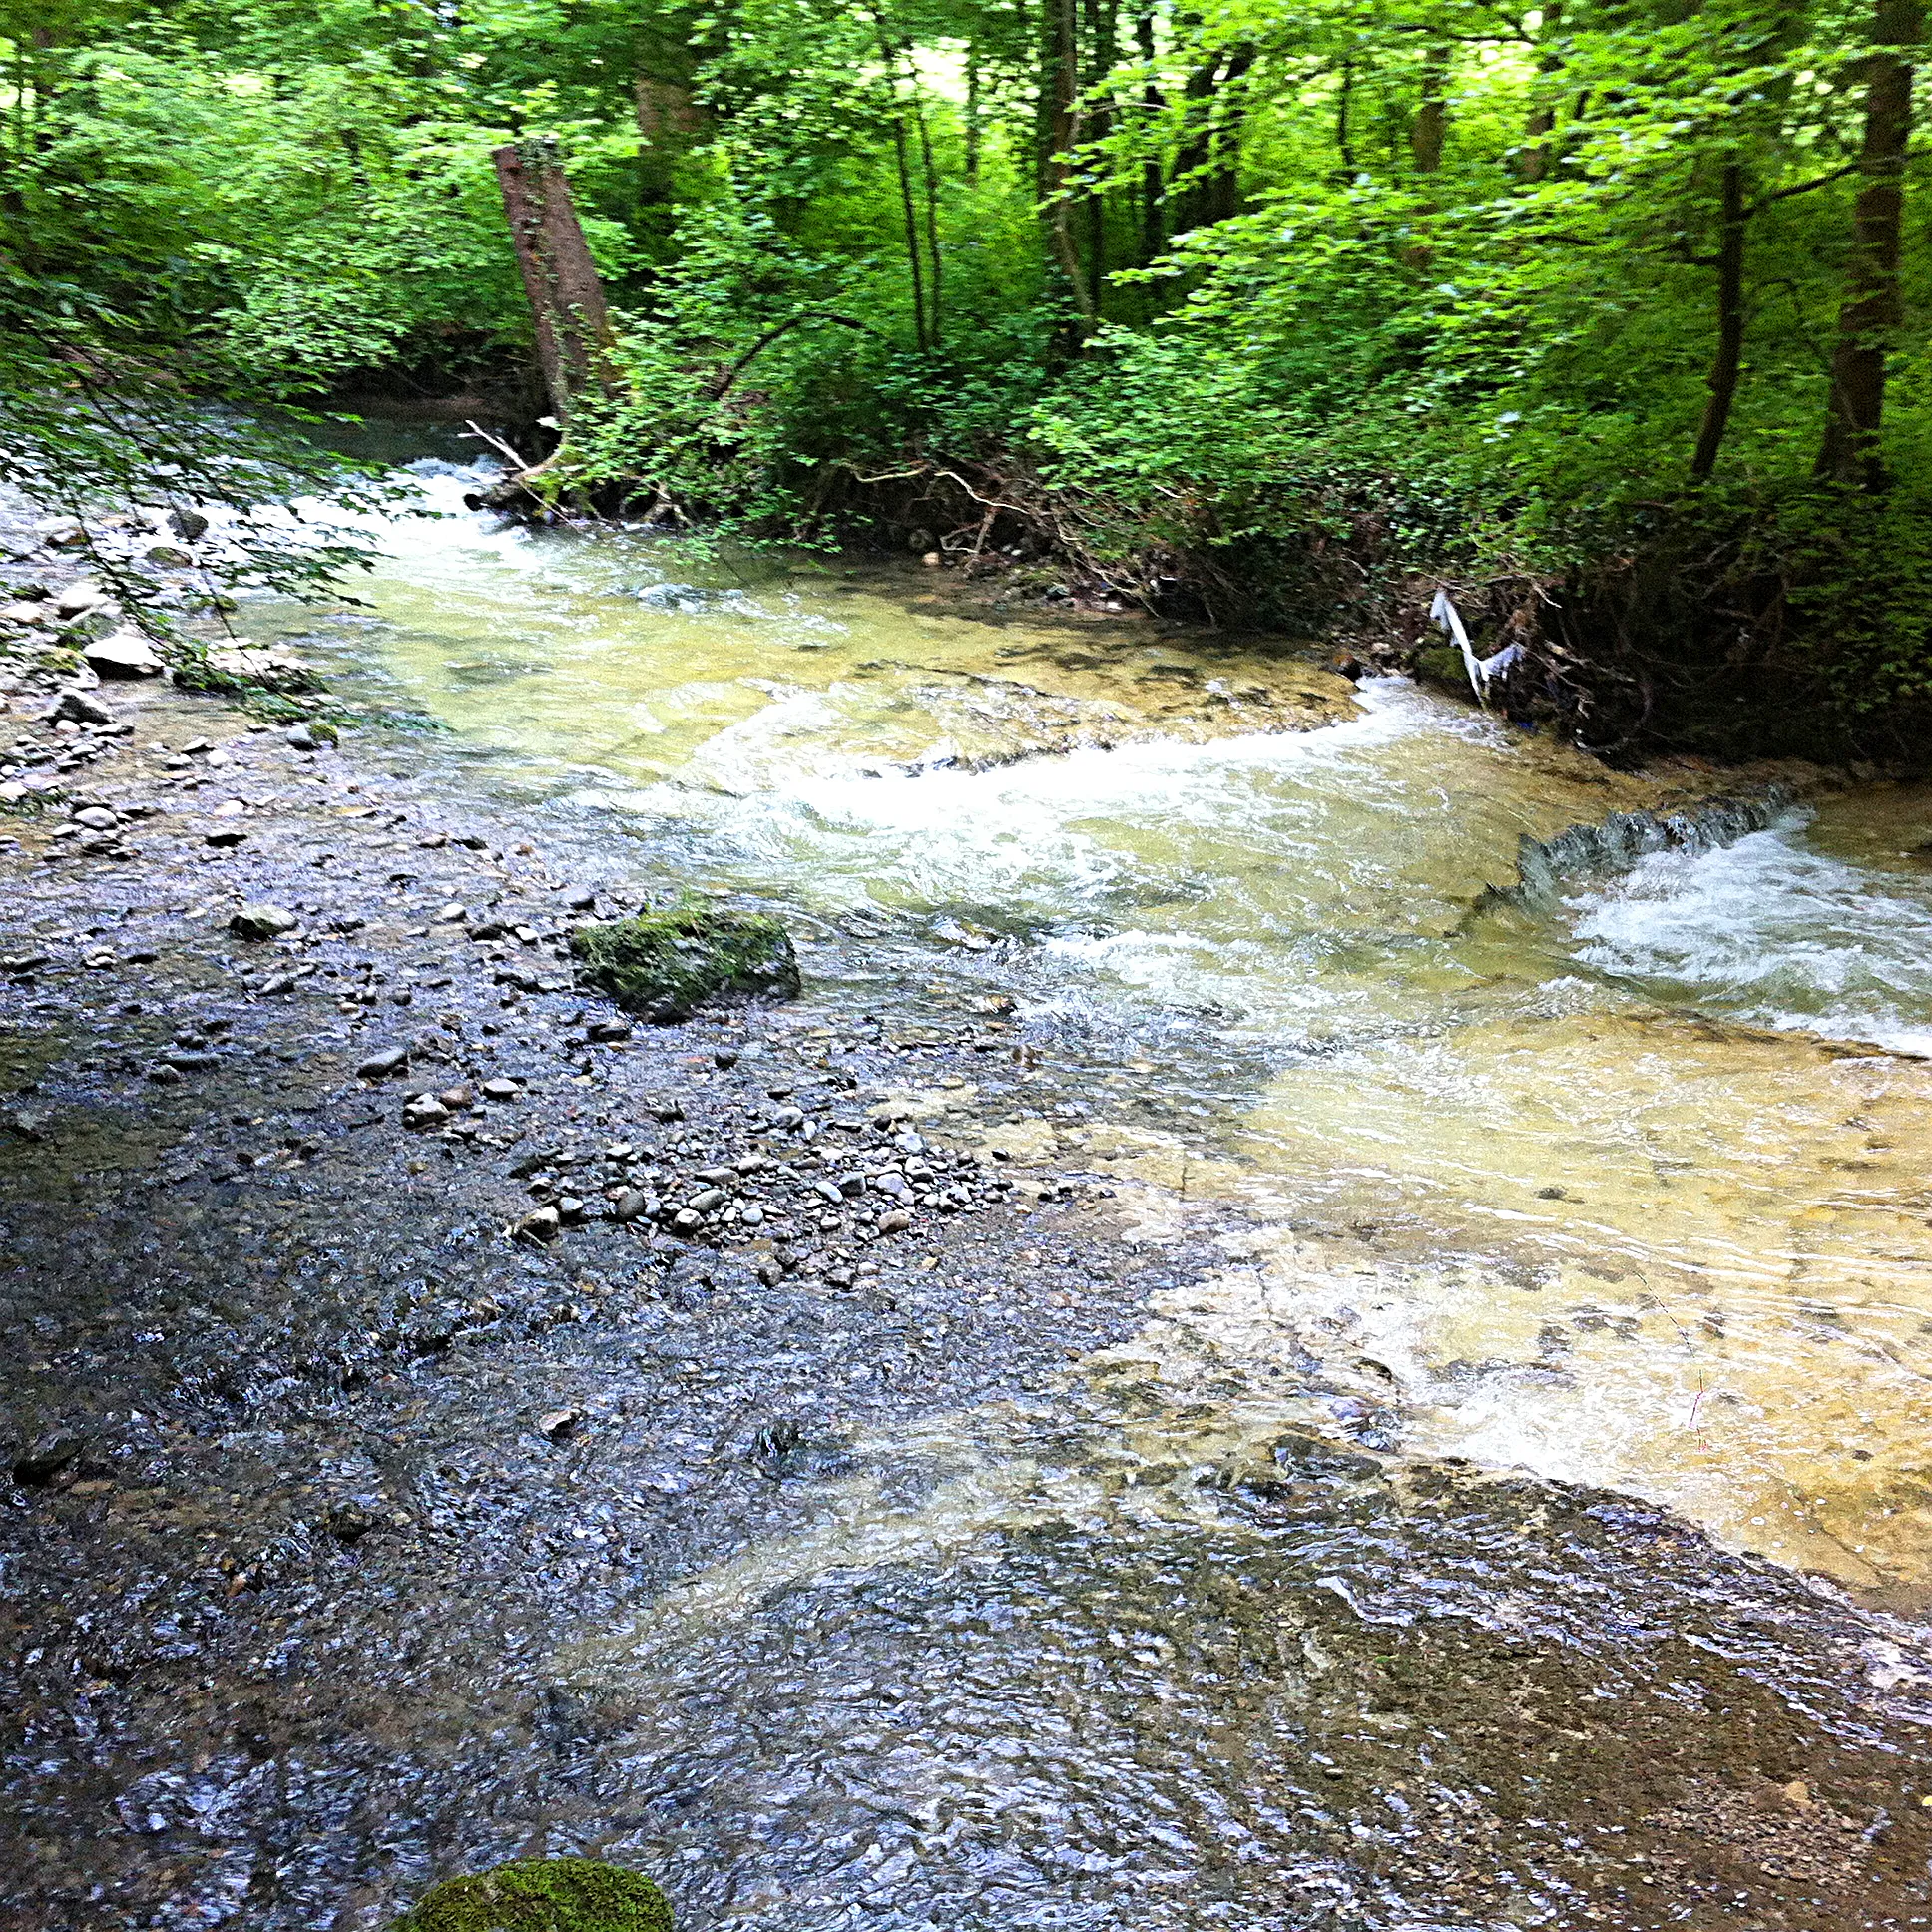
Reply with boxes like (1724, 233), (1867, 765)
(569, 905), (800, 1021)
(391, 1857), (673, 1932)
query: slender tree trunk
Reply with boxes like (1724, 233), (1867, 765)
(965, 42), (982, 183)
(887, 111), (930, 350)
(1135, 10), (1165, 264)
(1044, 0), (1097, 326)
(1815, 0), (1921, 489)
(911, 85), (945, 347)
(1410, 46), (1449, 174)
(1334, 59), (1357, 179)
(1519, 1), (1563, 183)
(491, 138), (615, 422)
(632, 72), (707, 220)
(1083, 0), (1116, 315)
(1690, 160), (1746, 484)
(1200, 47), (1252, 222)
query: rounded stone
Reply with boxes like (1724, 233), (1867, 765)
(390, 1857), (673, 1932)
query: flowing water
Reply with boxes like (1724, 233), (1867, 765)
(225, 460), (1932, 1920)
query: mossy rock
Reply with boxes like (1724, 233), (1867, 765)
(392, 1857), (673, 1932)
(569, 906), (800, 1022)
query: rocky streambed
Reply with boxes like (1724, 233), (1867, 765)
(4, 483), (1932, 1929)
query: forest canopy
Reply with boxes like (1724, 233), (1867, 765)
(3, 0), (1929, 753)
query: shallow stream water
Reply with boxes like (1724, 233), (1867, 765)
(216, 460), (1932, 1920)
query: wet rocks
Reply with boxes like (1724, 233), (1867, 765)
(230, 903), (299, 940)
(569, 906), (800, 1022)
(51, 688), (114, 727)
(12, 1428), (83, 1486)
(324, 1497), (384, 1544)
(82, 630), (164, 679)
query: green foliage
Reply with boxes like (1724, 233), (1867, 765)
(391, 1857), (674, 1932)
(6, 0), (1932, 744)
(570, 906), (802, 1020)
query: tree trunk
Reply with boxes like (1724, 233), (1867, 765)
(965, 42), (982, 183)
(1815, 0), (1921, 490)
(1083, 0), (1117, 314)
(1410, 46), (1449, 174)
(1135, 10), (1165, 264)
(1519, 2), (1562, 184)
(912, 86), (945, 346)
(1690, 160), (1746, 484)
(1043, 0), (1097, 326)
(633, 75), (706, 213)
(887, 111), (930, 350)
(1172, 46), (1254, 231)
(491, 139), (615, 423)
(1334, 59), (1357, 180)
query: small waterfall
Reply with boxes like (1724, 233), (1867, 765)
(1469, 785), (1799, 919)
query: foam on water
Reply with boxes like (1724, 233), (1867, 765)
(1567, 814), (1932, 1051)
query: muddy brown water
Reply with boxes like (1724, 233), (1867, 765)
(4, 461), (1932, 1927)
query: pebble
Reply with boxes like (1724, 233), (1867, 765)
(82, 630), (164, 679)
(12, 1428), (82, 1485)
(402, 1096), (450, 1130)
(283, 724), (319, 751)
(480, 1077), (522, 1101)
(73, 806), (117, 831)
(689, 1188), (727, 1213)
(51, 689), (114, 727)
(538, 1408), (582, 1440)
(614, 1190), (656, 1223)
(517, 1206), (560, 1242)
(230, 903), (299, 940)
(877, 1208), (913, 1233)
(324, 1497), (381, 1543)
(588, 1020), (633, 1043)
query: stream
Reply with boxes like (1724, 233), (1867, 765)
(242, 459), (1932, 1606)
(39, 450), (1927, 1926)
